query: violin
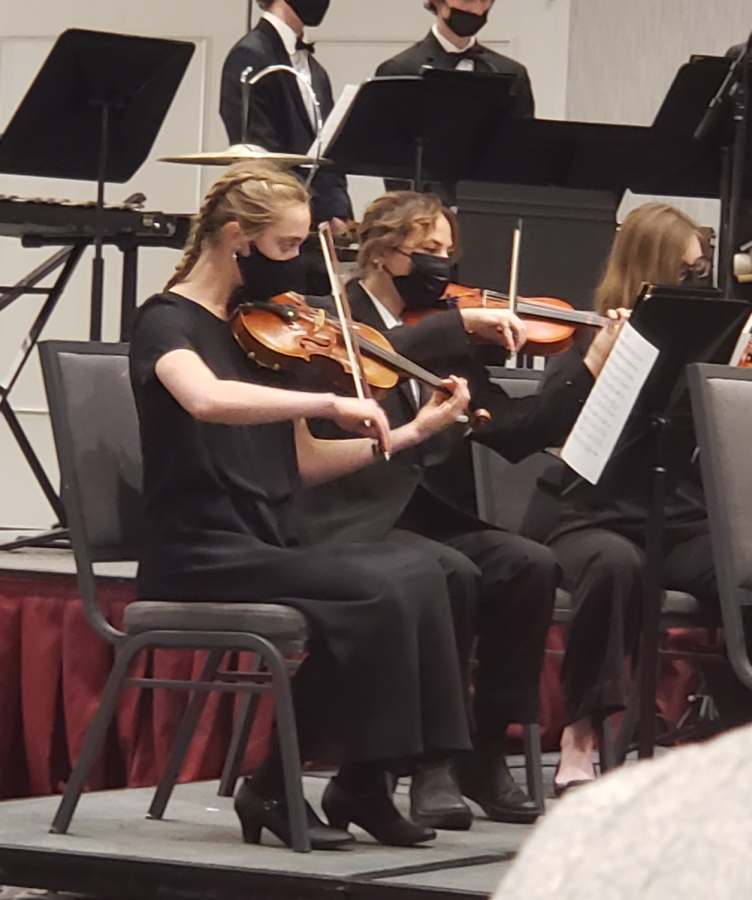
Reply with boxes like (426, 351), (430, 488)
(232, 292), (491, 426)
(403, 284), (608, 357)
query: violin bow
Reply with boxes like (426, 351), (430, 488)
(502, 218), (523, 366)
(508, 218), (523, 317)
(318, 222), (390, 458)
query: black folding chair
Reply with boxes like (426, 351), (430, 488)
(40, 340), (312, 851)
(689, 363), (752, 692)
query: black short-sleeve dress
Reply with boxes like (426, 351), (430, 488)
(129, 292), (470, 762)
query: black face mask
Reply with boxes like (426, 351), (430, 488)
(287, 0), (330, 27)
(390, 252), (454, 310)
(445, 7), (489, 39)
(679, 260), (713, 289)
(236, 248), (305, 305)
(680, 270), (713, 289)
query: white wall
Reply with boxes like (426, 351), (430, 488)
(567, 0), (751, 126)
(0, 0), (248, 528)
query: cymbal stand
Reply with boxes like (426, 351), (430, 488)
(241, 64), (324, 188)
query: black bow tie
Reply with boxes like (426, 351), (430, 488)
(455, 44), (483, 60)
(295, 37), (315, 54)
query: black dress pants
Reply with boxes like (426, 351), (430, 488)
(546, 519), (718, 724)
(388, 528), (558, 745)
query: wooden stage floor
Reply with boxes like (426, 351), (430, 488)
(0, 771), (557, 900)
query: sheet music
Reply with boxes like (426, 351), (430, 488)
(561, 322), (660, 485)
(308, 83), (360, 158)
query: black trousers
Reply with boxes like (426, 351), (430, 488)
(387, 528), (558, 744)
(546, 520), (717, 724)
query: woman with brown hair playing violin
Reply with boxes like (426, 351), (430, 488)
(296, 190), (625, 829)
(129, 161), (475, 850)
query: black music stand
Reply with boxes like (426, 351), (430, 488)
(692, 37), (752, 295)
(581, 287), (749, 760)
(0, 28), (194, 340)
(322, 69), (517, 188)
(0, 30), (193, 550)
(456, 55), (737, 306)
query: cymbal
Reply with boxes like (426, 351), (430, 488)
(159, 144), (318, 167)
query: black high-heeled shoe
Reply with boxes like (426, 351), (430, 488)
(322, 778), (436, 846)
(552, 760), (594, 799)
(235, 779), (354, 850)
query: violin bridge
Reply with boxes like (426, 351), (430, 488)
(312, 308), (327, 332)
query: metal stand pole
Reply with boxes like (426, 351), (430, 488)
(90, 101), (110, 341)
(0, 244), (86, 551)
(413, 138), (425, 193)
(637, 414), (669, 759)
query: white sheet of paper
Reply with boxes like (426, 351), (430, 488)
(308, 83), (360, 158)
(561, 322), (660, 485)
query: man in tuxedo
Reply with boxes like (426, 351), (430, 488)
(220, 0), (351, 229)
(376, 0), (534, 119)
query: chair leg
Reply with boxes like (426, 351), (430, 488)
(218, 690), (260, 798)
(263, 643), (310, 853)
(148, 648), (225, 820)
(596, 716), (617, 773)
(50, 642), (141, 834)
(614, 678), (642, 764)
(522, 724), (545, 813)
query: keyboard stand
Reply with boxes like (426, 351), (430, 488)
(0, 243), (87, 550)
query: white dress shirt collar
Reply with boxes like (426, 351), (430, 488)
(359, 281), (402, 329)
(262, 11), (301, 58)
(359, 282), (421, 408)
(431, 22), (478, 55)
(261, 12), (317, 130)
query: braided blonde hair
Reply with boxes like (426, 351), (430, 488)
(165, 161), (309, 291)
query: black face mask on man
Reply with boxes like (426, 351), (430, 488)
(445, 7), (489, 39)
(236, 247), (306, 305)
(389, 252), (454, 310)
(287, 0), (331, 28)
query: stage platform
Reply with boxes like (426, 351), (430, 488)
(0, 533), (135, 581)
(0, 771), (552, 900)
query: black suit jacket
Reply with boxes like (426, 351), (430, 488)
(376, 31), (535, 119)
(290, 282), (593, 544)
(220, 18), (351, 223)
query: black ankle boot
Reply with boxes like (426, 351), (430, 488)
(235, 778), (354, 850)
(410, 760), (473, 830)
(457, 748), (541, 825)
(322, 777), (436, 846)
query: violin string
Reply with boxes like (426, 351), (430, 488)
(465, 288), (605, 328)
(297, 307), (443, 388)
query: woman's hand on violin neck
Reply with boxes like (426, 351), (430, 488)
(460, 308), (528, 352)
(402, 376), (471, 445)
(327, 396), (393, 455)
(583, 307), (631, 378)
